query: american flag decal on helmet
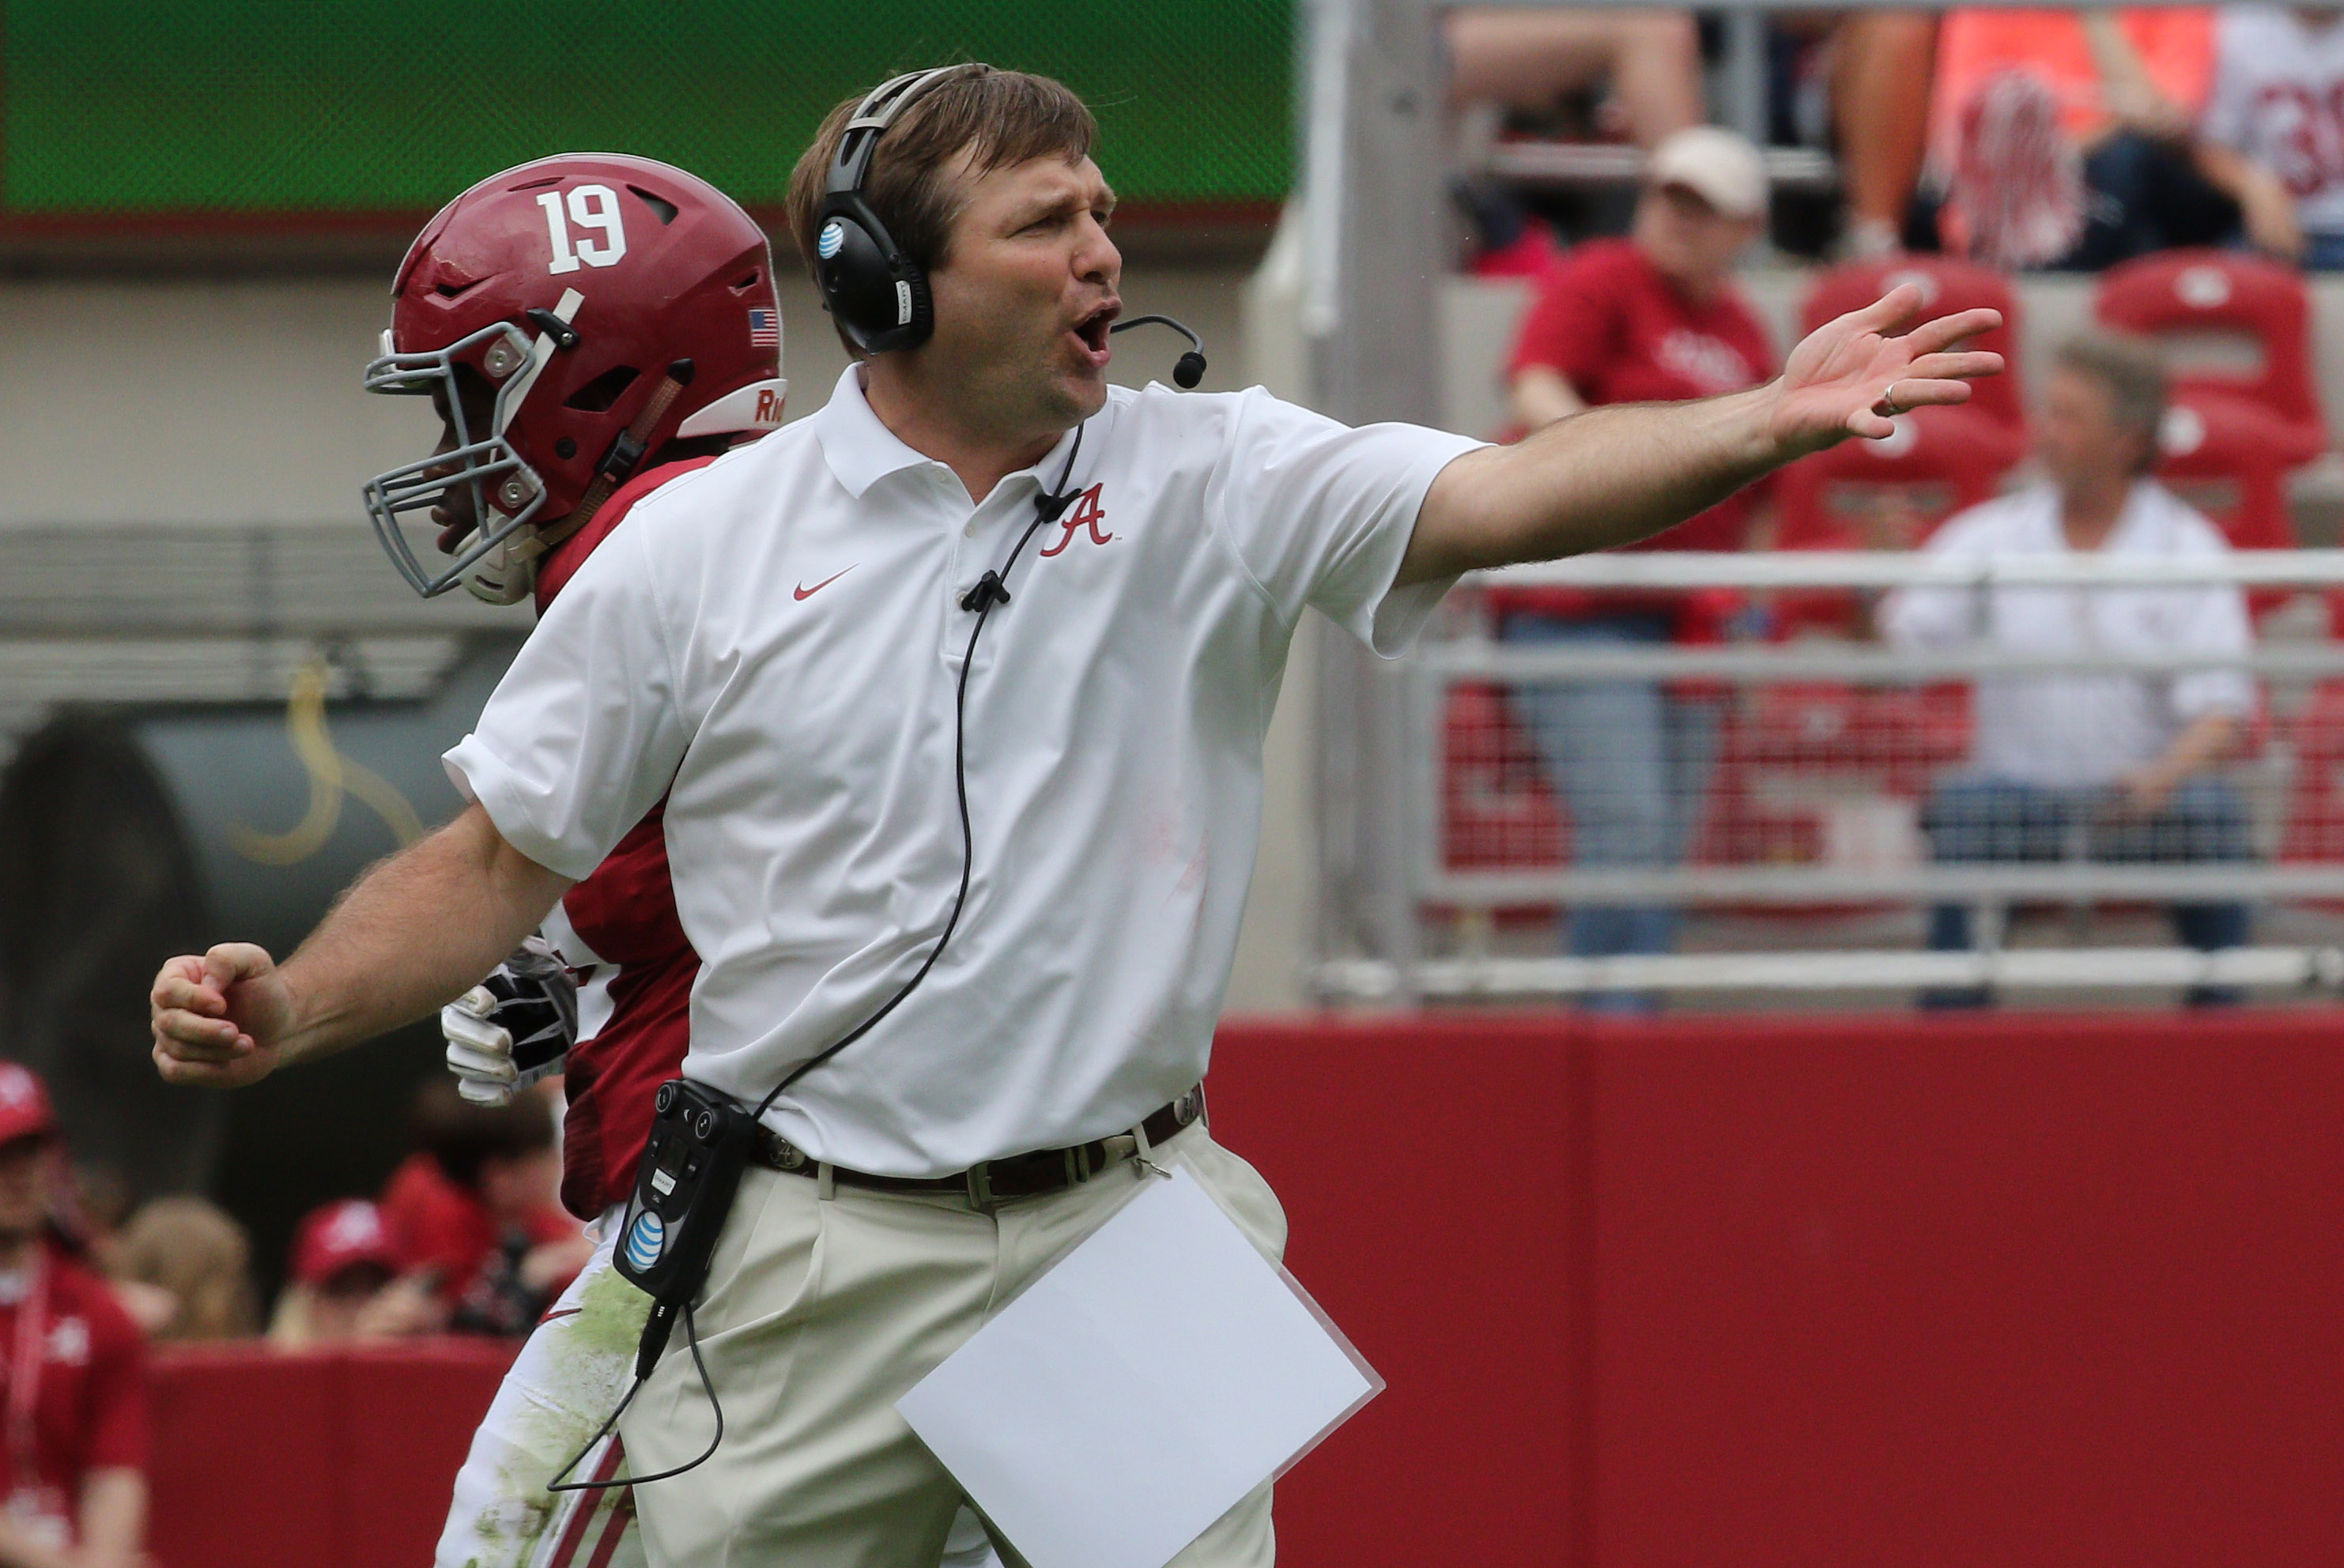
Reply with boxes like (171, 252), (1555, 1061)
(748, 308), (779, 347)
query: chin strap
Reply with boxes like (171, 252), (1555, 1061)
(462, 359), (700, 605)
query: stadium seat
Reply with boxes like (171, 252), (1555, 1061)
(2094, 248), (2327, 466)
(2278, 680), (2344, 866)
(1442, 680), (1565, 872)
(1689, 682), (1972, 910)
(1801, 256), (2026, 433)
(1774, 403), (2028, 552)
(1771, 404), (2028, 636)
(2153, 393), (2304, 624)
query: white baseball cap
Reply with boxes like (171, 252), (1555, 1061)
(1648, 126), (1768, 221)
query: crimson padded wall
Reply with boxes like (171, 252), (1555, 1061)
(1210, 1012), (2344, 1568)
(144, 1012), (2342, 1567)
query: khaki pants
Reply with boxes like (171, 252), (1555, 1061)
(621, 1121), (1285, 1567)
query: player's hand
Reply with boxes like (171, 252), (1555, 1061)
(1767, 284), (2003, 455)
(149, 944), (293, 1088)
(443, 937), (577, 1105)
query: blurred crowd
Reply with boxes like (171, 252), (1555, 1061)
(103, 1079), (587, 1352)
(0, 1057), (589, 1564)
(1455, 4), (2344, 273)
(1457, 8), (2344, 1009)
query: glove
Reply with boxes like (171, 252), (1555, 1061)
(444, 936), (579, 1106)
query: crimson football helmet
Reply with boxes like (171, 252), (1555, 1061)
(363, 153), (786, 601)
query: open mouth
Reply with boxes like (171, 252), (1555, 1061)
(1070, 302), (1119, 364)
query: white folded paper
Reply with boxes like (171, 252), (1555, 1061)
(896, 1163), (1381, 1568)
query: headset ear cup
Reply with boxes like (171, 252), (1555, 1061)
(896, 267), (933, 351)
(814, 215), (891, 351)
(814, 211), (932, 354)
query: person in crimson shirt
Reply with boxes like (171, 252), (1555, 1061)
(0, 1064), (145, 1568)
(268, 1198), (439, 1348)
(378, 1080), (589, 1336)
(1500, 126), (1776, 1006)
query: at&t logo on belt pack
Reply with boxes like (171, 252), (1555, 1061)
(624, 1209), (667, 1272)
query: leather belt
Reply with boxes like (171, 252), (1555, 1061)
(755, 1084), (1206, 1211)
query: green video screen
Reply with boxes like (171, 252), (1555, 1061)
(2, 0), (1293, 216)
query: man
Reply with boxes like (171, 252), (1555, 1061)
(1500, 126), (1775, 1003)
(0, 1064), (146, 1568)
(2196, 5), (2344, 266)
(1882, 334), (2254, 1006)
(153, 65), (1998, 1565)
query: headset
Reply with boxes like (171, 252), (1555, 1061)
(813, 65), (1207, 388)
(549, 67), (1210, 1499)
(813, 66), (962, 353)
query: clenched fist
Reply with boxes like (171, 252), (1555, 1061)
(150, 944), (296, 1088)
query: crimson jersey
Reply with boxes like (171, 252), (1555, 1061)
(1498, 238), (1776, 634)
(533, 457), (717, 1219)
(0, 1245), (147, 1540)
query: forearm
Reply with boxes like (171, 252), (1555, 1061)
(1404, 383), (1780, 582)
(2191, 138), (2253, 199)
(2144, 710), (2240, 785)
(74, 1469), (144, 1568)
(275, 805), (569, 1065)
(2194, 142), (2302, 256)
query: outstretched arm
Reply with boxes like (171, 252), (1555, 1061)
(150, 802), (572, 1087)
(1398, 285), (2002, 585)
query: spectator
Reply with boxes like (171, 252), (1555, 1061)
(268, 1199), (438, 1349)
(1831, 11), (1946, 258)
(1882, 334), (2254, 1006)
(104, 1196), (255, 1343)
(2195, 5), (2344, 266)
(379, 1082), (589, 1336)
(1927, 7), (2236, 269)
(1448, 6), (1703, 152)
(0, 1063), (147, 1568)
(1499, 127), (1776, 1008)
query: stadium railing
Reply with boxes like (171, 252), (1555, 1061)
(1316, 549), (2344, 1003)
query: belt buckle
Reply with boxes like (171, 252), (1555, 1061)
(964, 1160), (999, 1213)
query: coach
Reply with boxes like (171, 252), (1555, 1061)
(152, 65), (1997, 1566)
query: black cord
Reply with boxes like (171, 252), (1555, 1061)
(544, 425), (1089, 1499)
(752, 423), (1085, 1121)
(546, 1302), (724, 1494)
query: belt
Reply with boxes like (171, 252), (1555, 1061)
(755, 1084), (1206, 1211)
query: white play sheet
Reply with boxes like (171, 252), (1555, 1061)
(896, 1163), (1381, 1568)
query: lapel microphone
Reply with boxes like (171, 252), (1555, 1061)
(1108, 314), (1207, 389)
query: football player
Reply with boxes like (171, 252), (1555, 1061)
(368, 152), (995, 1568)
(365, 149), (777, 1568)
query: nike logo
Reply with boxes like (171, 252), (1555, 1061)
(794, 566), (855, 601)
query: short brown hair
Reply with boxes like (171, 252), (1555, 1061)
(786, 65), (1097, 293)
(2054, 332), (2169, 471)
(409, 1078), (553, 1191)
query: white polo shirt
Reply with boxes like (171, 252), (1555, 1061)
(1879, 480), (2254, 790)
(446, 366), (1481, 1175)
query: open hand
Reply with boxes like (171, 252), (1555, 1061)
(150, 944), (295, 1087)
(1767, 284), (2003, 457)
